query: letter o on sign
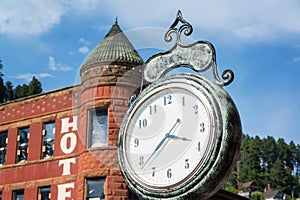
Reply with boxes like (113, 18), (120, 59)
(60, 132), (77, 154)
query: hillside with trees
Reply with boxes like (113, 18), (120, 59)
(0, 59), (43, 103)
(224, 134), (300, 199)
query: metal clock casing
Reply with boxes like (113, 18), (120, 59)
(118, 73), (242, 200)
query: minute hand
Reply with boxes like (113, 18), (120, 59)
(141, 118), (181, 169)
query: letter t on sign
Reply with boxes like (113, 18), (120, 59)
(59, 158), (76, 176)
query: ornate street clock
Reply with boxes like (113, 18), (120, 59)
(118, 11), (242, 200)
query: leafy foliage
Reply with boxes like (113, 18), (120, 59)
(251, 191), (264, 200)
(225, 134), (300, 198)
(0, 59), (43, 103)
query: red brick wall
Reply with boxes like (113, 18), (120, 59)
(0, 64), (142, 199)
(0, 87), (74, 125)
(28, 123), (43, 161)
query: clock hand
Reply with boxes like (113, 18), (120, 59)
(141, 134), (168, 169)
(167, 118), (181, 135)
(141, 118), (181, 169)
(167, 134), (192, 141)
(165, 118), (191, 141)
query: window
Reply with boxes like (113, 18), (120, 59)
(0, 191), (2, 200)
(16, 127), (29, 163)
(86, 178), (106, 200)
(13, 190), (24, 200)
(88, 109), (108, 148)
(38, 186), (51, 200)
(0, 131), (8, 166)
(42, 122), (55, 158)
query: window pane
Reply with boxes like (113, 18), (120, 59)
(42, 122), (55, 158)
(16, 127), (29, 163)
(0, 131), (7, 165)
(86, 178), (105, 199)
(13, 190), (24, 200)
(39, 186), (51, 200)
(89, 109), (108, 147)
(0, 192), (2, 200)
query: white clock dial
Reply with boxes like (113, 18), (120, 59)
(122, 82), (215, 190)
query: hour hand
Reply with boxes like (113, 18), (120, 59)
(167, 134), (192, 141)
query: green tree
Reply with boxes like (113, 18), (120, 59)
(248, 136), (264, 189)
(251, 191), (264, 200)
(0, 59), (5, 103)
(262, 136), (278, 173)
(28, 76), (42, 95)
(296, 144), (300, 179)
(224, 166), (239, 193)
(14, 84), (29, 99)
(5, 81), (14, 101)
(0, 59), (3, 77)
(223, 181), (238, 193)
(238, 134), (252, 182)
(270, 159), (294, 195)
(0, 60), (43, 101)
(277, 138), (289, 166)
(0, 76), (5, 103)
(231, 134), (300, 197)
(13, 77), (42, 100)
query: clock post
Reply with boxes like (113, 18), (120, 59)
(118, 10), (242, 200)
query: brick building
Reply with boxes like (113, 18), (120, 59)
(0, 21), (246, 200)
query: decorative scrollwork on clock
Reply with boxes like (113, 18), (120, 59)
(143, 10), (234, 86)
(165, 10), (193, 46)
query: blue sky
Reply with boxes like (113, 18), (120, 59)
(0, 0), (300, 143)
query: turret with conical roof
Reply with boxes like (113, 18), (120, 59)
(80, 20), (143, 86)
(82, 19), (143, 67)
(77, 20), (144, 147)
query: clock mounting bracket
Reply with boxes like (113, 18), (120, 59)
(143, 10), (234, 87)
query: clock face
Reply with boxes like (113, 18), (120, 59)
(121, 81), (217, 190)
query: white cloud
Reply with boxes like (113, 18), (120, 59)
(233, 24), (271, 40)
(0, 0), (103, 35)
(0, 0), (65, 34)
(78, 38), (90, 54)
(64, 0), (104, 12)
(2, 0), (300, 40)
(48, 56), (73, 71)
(10, 73), (52, 82)
(79, 38), (90, 45)
(48, 56), (57, 71)
(78, 46), (90, 54)
(89, 0), (300, 42)
(288, 56), (300, 64)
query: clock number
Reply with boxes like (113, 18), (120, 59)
(164, 95), (172, 105)
(150, 105), (157, 115)
(200, 122), (205, 132)
(182, 96), (185, 106)
(139, 119), (147, 129)
(193, 105), (198, 114)
(134, 138), (139, 148)
(185, 159), (190, 169)
(139, 156), (144, 166)
(197, 141), (201, 152)
(167, 168), (172, 178)
(152, 167), (156, 177)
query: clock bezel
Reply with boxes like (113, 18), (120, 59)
(121, 77), (219, 190)
(118, 73), (242, 199)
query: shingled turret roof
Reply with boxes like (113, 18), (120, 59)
(82, 20), (144, 67)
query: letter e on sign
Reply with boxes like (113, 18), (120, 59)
(57, 182), (74, 200)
